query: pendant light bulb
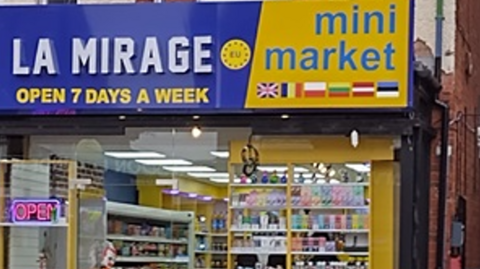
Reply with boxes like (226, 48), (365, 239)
(192, 126), (202, 138)
(350, 129), (359, 148)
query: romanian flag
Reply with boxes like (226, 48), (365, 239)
(352, 82), (375, 97)
(303, 82), (326, 98)
(281, 82), (302, 98)
(328, 82), (350, 97)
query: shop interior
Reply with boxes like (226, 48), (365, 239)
(7, 127), (398, 269)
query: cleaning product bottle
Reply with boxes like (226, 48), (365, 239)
(270, 170), (279, 184)
(280, 171), (288, 184)
(261, 171), (269, 183)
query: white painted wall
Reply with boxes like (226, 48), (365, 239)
(415, 0), (456, 73)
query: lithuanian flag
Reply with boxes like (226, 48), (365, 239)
(328, 83), (350, 97)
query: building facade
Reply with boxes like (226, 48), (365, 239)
(2, 0), (479, 268)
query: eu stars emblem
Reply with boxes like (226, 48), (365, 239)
(221, 39), (251, 70)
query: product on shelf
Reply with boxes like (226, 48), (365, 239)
(195, 237), (208, 251)
(107, 218), (188, 241)
(112, 240), (188, 258)
(231, 189), (287, 207)
(210, 259), (228, 269)
(291, 233), (368, 253)
(211, 242), (228, 251)
(291, 212), (369, 230)
(195, 256), (206, 268)
(291, 185), (366, 207)
(212, 211), (227, 232)
(231, 211), (286, 230)
(292, 260), (369, 269)
(231, 235), (287, 253)
(237, 170), (287, 185)
(196, 215), (208, 233)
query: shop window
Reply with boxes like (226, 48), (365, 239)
(25, 131), (398, 269)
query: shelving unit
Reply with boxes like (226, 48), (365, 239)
(227, 164), (370, 269)
(193, 199), (229, 269)
(107, 201), (195, 269)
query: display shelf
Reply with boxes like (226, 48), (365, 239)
(227, 163), (371, 269)
(291, 229), (369, 233)
(230, 183), (288, 187)
(230, 228), (288, 232)
(291, 206), (369, 210)
(290, 251), (369, 256)
(116, 256), (190, 263)
(107, 201), (195, 269)
(210, 233), (228, 237)
(108, 234), (189, 244)
(290, 183), (369, 187)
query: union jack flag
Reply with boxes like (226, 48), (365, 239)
(257, 83), (279, 98)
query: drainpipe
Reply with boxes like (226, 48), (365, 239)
(434, 0), (448, 268)
(434, 0), (444, 80)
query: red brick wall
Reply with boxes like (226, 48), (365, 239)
(428, 0), (480, 267)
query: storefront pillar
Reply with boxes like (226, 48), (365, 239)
(399, 134), (415, 269)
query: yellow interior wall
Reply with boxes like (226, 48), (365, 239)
(229, 137), (394, 164)
(229, 136), (395, 269)
(370, 161), (395, 269)
(136, 175), (227, 209)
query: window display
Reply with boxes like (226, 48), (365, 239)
(228, 163), (372, 269)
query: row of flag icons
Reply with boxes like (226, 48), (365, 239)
(256, 82), (400, 99)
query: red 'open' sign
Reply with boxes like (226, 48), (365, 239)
(11, 199), (60, 223)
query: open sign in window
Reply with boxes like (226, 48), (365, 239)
(11, 199), (60, 224)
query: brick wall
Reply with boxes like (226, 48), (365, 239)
(427, 0), (480, 267)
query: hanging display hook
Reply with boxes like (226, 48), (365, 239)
(241, 134), (259, 176)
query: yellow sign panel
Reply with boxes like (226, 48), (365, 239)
(244, 0), (412, 109)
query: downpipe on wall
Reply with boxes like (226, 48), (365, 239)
(434, 0), (449, 268)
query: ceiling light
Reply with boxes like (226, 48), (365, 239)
(257, 166), (309, 173)
(193, 115), (200, 120)
(104, 151), (165, 158)
(210, 151), (230, 158)
(136, 159), (192, 165)
(281, 114), (289, 119)
(209, 178), (229, 183)
(164, 166), (215, 172)
(345, 163), (370, 173)
(191, 126), (202, 138)
(188, 172), (229, 178)
(188, 193), (198, 198)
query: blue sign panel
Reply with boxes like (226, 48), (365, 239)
(0, 1), (413, 114)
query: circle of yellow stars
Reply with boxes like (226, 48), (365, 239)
(220, 39), (251, 70)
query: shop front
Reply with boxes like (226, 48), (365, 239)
(0, 1), (433, 269)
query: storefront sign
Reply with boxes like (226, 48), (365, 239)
(0, 0), (413, 113)
(11, 199), (60, 224)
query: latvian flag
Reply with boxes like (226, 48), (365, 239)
(328, 82), (350, 97)
(376, 81), (400, 98)
(281, 82), (303, 98)
(303, 82), (326, 98)
(257, 83), (279, 98)
(352, 82), (375, 97)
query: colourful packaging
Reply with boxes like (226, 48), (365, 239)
(352, 214), (359, 229)
(329, 215), (335, 229)
(317, 214), (325, 229)
(340, 215), (347, 229)
(346, 215), (353, 229)
(335, 215), (342, 229)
